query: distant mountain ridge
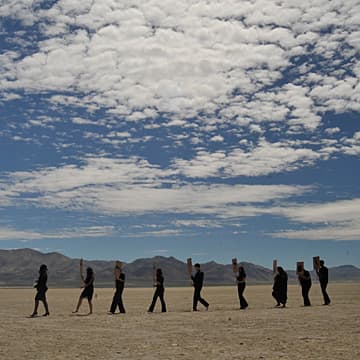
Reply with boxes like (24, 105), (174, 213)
(0, 248), (359, 287)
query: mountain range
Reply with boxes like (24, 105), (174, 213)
(0, 248), (359, 287)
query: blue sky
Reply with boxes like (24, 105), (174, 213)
(0, 0), (359, 269)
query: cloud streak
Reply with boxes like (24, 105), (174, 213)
(0, 226), (114, 241)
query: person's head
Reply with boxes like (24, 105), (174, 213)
(320, 260), (325, 266)
(86, 267), (94, 277)
(115, 260), (122, 270)
(157, 268), (162, 276)
(277, 266), (284, 274)
(194, 263), (201, 271)
(238, 265), (245, 273)
(39, 264), (47, 273)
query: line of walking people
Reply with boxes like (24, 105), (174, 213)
(30, 259), (331, 317)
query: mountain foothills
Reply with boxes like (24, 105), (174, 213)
(0, 249), (359, 287)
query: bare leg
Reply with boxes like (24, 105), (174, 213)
(73, 297), (83, 313)
(42, 299), (50, 316)
(88, 300), (93, 315)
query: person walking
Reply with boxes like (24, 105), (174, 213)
(30, 264), (50, 317)
(272, 266), (288, 307)
(191, 263), (209, 311)
(298, 268), (312, 306)
(317, 259), (331, 305)
(148, 268), (167, 313)
(73, 266), (95, 315)
(236, 265), (248, 309)
(109, 261), (126, 314)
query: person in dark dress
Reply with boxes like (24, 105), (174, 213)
(30, 264), (50, 317)
(109, 261), (126, 314)
(191, 263), (209, 311)
(317, 260), (331, 305)
(236, 265), (248, 309)
(148, 268), (167, 313)
(73, 267), (95, 315)
(298, 268), (312, 306)
(272, 266), (288, 307)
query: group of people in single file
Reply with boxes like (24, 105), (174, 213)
(29, 259), (331, 318)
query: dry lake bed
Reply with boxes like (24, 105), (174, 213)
(0, 283), (359, 359)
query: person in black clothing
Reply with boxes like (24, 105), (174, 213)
(73, 267), (95, 315)
(109, 261), (126, 314)
(298, 268), (312, 306)
(317, 260), (331, 305)
(30, 264), (50, 317)
(272, 266), (288, 308)
(148, 268), (167, 313)
(236, 265), (248, 309)
(191, 263), (209, 311)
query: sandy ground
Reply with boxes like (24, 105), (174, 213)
(0, 283), (359, 360)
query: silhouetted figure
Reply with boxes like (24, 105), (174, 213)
(272, 266), (288, 307)
(298, 268), (312, 306)
(236, 265), (248, 309)
(148, 268), (167, 313)
(73, 267), (95, 315)
(317, 260), (331, 305)
(30, 264), (50, 317)
(191, 263), (209, 311)
(109, 261), (126, 314)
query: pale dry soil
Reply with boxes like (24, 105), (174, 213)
(0, 284), (359, 360)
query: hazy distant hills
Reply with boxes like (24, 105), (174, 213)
(0, 248), (359, 287)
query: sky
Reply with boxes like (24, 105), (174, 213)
(0, 0), (359, 269)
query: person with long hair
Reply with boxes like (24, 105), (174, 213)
(298, 268), (312, 306)
(236, 265), (248, 309)
(73, 267), (95, 315)
(148, 268), (167, 313)
(109, 261), (126, 314)
(30, 264), (50, 317)
(272, 266), (288, 308)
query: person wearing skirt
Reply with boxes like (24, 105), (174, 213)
(73, 267), (95, 315)
(30, 264), (50, 317)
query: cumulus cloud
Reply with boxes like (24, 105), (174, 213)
(0, 0), (359, 246)
(0, 0), (358, 137)
(173, 138), (322, 178)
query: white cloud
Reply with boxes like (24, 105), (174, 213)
(0, 0), (358, 137)
(173, 138), (322, 178)
(209, 135), (224, 142)
(270, 198), (360, 241)
(173, 219), (222, 228)
(0, 226), (114, 241)
(126, 229), (183, 238)
(0, 0), (359, 246)
(272, 224), (360, 241)
(325, 127), (341, 135)
(0, 156), (311, 215)
(72, 117), (106, 126)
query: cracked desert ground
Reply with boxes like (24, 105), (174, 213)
(0, 283), (359, 360)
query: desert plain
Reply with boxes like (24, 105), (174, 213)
(0, 283), (359, 360)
